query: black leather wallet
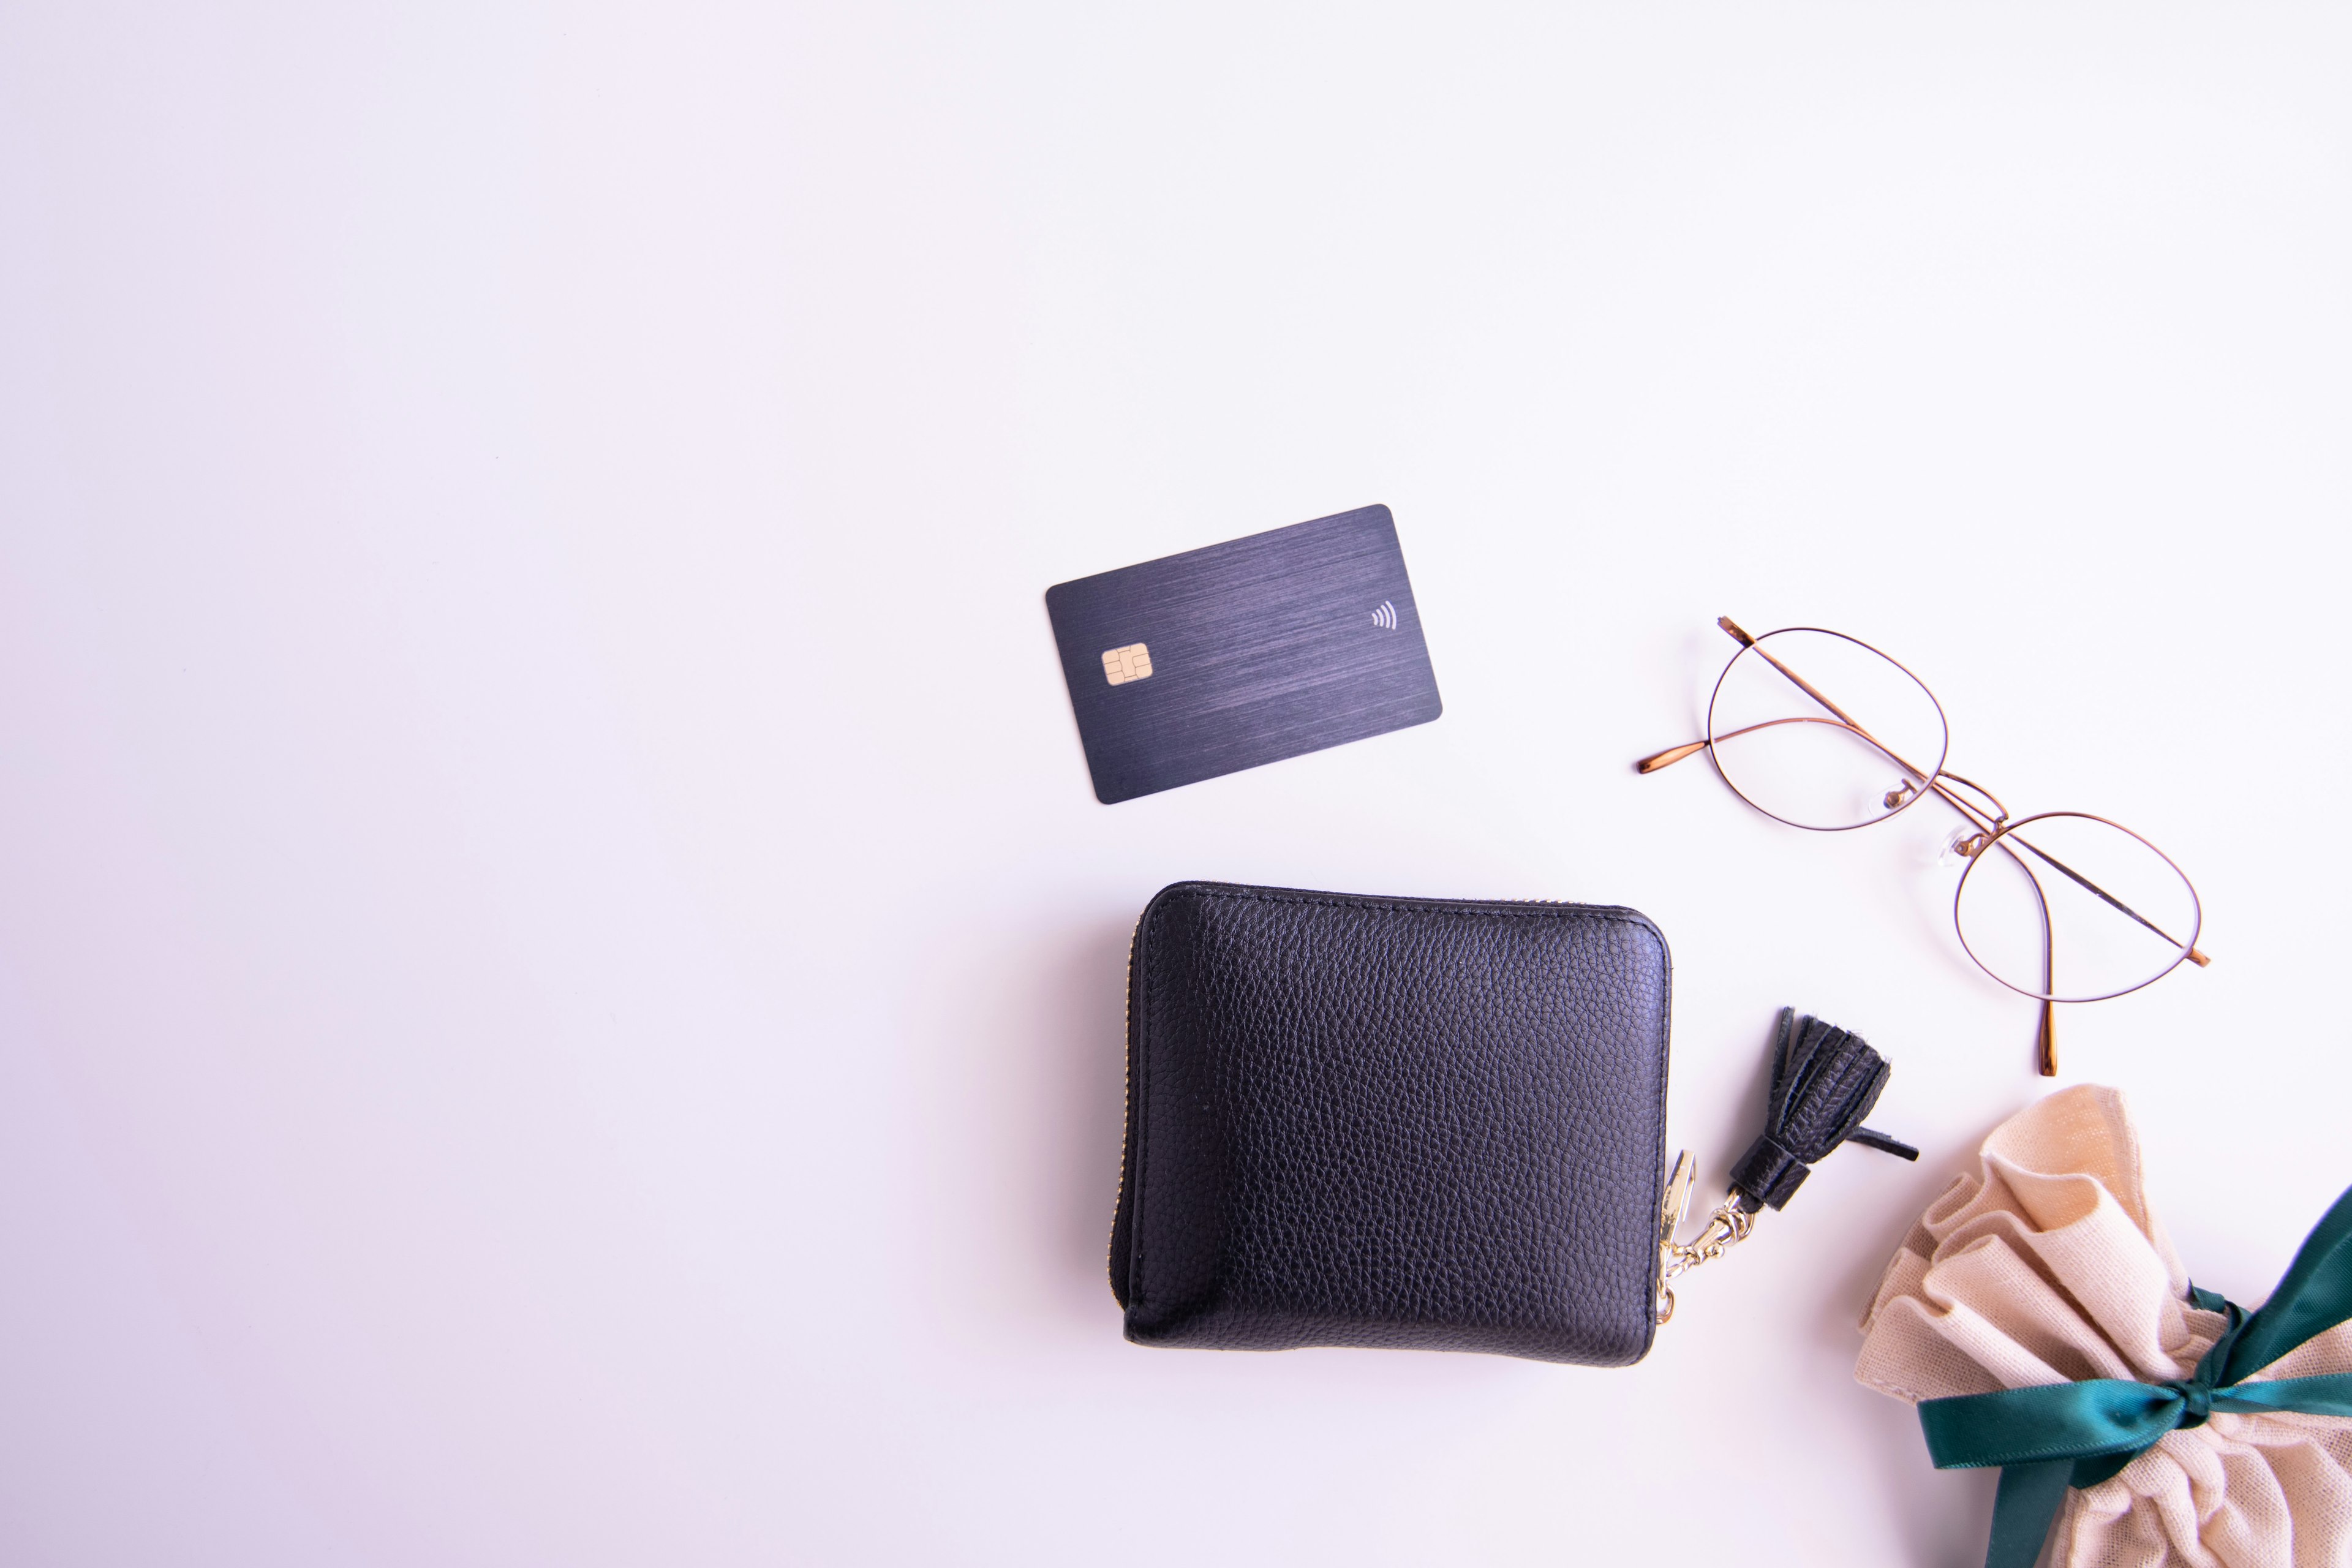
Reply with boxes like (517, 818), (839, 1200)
(1110, 881), (1672, 1366)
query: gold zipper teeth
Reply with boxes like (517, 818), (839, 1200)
(1106, 914), (1141, 1292)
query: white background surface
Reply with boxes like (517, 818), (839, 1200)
(3, 6), (2348, 1564)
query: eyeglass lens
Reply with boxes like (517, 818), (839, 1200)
(1706, 630), (1948, 832)
(1956, 813), (2199, 1003)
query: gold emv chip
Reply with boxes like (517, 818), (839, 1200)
(1101, 643), (1153, 685)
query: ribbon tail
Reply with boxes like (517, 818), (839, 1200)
(1986, 1461), (2073, 1568)
(2223, 1182), (2352, 1382)
(2212, 1372), (2352, 1420)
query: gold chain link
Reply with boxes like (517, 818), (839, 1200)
(1654, 1182), (1757, 1325)
(1663, 1194), (1753, 1276)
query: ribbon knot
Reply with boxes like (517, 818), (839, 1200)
(2161, 1378), (2213, 1428)
(1916, 1181), (2352, 1568)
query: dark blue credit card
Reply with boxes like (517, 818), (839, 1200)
(1044, 504), (1442, 804)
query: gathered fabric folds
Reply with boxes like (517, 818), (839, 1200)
(1855, 1085), (2352, 1568)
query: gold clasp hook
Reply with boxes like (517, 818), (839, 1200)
(1656, 1150), (1695, 1323)
(1655, 1150), (1757, 1325)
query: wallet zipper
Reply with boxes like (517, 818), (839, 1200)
(1106, 914), (1141, 1297)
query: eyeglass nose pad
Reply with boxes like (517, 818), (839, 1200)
(1937, 828), (1989, 868)
(1883, 780), (1918, 810)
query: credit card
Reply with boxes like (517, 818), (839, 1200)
(1044, 504), (1442, 804)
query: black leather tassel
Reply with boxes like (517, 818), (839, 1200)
(1730, 1008), (1917, 1213)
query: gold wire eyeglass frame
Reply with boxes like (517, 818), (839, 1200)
(1635, 618), (2209, 1076)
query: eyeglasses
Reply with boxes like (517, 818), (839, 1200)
(1635, 618), (2208, 1076)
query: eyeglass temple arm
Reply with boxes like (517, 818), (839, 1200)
(1635, 740), (1708, 773)
(1635, 617), (1898, 775)
(1638, 712), (1934, 781)
(2002, 830), (2209, 965)
(1939, 772), (2208, 967)
(1640, 722), (2007, 853)
(1641, 715), (1927, 775)
(1717, 617), (1879, 737)
(1971, 832), (2064, 1076)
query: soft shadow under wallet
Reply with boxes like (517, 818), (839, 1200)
(1110, 881), (1672, 1366)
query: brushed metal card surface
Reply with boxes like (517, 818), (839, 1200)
(1045, 505), (1442, 804)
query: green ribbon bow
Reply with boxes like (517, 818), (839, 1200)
(1918, 1182), (2352, 1568)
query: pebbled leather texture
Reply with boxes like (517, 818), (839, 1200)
(1110, 881), (1672, 1366)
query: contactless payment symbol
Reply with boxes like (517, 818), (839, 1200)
(1101, 643), (1153, 685)
(1371, 600), (1397, 630)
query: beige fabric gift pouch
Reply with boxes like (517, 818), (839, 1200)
(1855, 1085), (2352, 1568)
